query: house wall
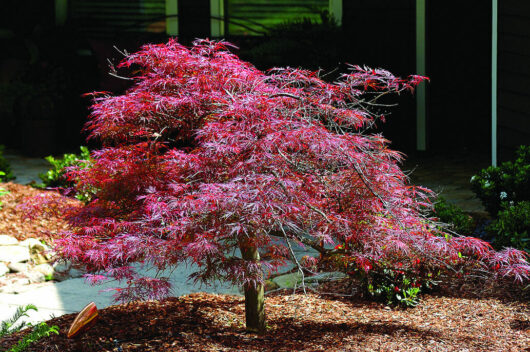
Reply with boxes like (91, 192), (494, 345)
(498, 0), (530, 161)
(178, 0), (211, 42)
(427, 0), (491, 154)
(342, 1), (494, 155)
(342, 0), (417, 152)
(69, 0), (166, 38)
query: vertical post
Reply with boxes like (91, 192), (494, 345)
(210, 0), (225, 37)
(491, 0), (498, 166)
(416, 0), (427, 151)
(166, 0), (179, 36)
(55, 0), (68, 26)
(329, 0), (343, 26)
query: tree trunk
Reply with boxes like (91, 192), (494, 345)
(239, 240), (265, 333)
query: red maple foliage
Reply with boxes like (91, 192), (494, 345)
(40, 39), (528, 329)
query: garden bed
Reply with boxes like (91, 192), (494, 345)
(0, 182), (78, 243)
(0, 291), (528, 351)
(0, 184), (529, 351)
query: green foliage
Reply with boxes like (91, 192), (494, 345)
(432, 197), (474, 235)
(470, 146), (530, 252)
(488, 201), (530, 252)
(0, 182), (9, 209)
(470, 145), (530, 216)
(36, 146), (93, 202)
(38, 146), (90, 188)
(364, 266), (435, 308)
(0, 304), (59, 352)
(0, 145), (15, 182)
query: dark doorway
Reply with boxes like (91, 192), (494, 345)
(427, 0), (491, 155)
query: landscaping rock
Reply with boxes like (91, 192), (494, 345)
(305, 272), (347, 283)
(7, 262), (28, 273)
(272, 271), (347, 289)
(0, 263), (9, 277)
(0, 235), (18, 246)
(34, 263), (54, 277)
(264, 279), (280, 292)
(53, 261), (85, 281)
(31, 252), (49, 265)
(27, 271), (46, 284)
(0, 245), (30, 263)
(20, 238), (50, 252)
(272, 272), (303, 289)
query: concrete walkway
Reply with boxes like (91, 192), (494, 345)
(0, 265), (240, 325)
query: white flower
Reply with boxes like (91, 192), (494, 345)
(500, 191), (507, 200)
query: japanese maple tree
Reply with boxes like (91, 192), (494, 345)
(54, 39), (528, 332)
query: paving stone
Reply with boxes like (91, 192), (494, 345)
(53, 261), (85, 281)
(27, 271), (46, 284)
(20, 238), (50, 252)
(7, 262), (29, 273)
(0, 279), (31, 294)
(0, 263), (9, 277)
(34, 263), (54, 277)
(0, 246), (30, 263)
(0, 235), (19, 246)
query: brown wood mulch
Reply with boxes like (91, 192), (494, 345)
(0, 182), (79, 242)
(0, 291), (528, 352)
(0, 183), (528, 351)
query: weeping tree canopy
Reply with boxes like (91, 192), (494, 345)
(44, 39), (528, 332)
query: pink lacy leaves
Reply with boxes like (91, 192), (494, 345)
(40, 38), (529, 301)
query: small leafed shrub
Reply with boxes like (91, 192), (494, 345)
(0, 145), (15, 182)
(488, 201), (530, 252)
(36, 146), (93, 202)
(470, 145), (530, 216)
(365, 265), (436, 308)
(336, 253), (438, 308)
(0, 180), (8, 208)
(38, 146), (91, 188)
(432, 197), (474, 235)
(0, 304), (59, 352)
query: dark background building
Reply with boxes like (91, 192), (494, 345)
(0, 0), (527, 163)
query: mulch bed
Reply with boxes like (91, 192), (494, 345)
(0, 291), (528, 352)
(0, 182), (79, 242)
(0, 183), (529, 351)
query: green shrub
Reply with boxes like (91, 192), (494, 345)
(0, 181), (9, 209)
(0, 145), (15, 182)
(432, 197), (475, 235)
(470, 145), (530, 216)
(362, 264), (438, 308)
(37, 146), (91, 188)
(0, 304), (59, 352)
(36, 146), (94, 202)
(487, 201), (530, 251)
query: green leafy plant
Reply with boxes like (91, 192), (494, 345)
(364, 264), (435, 308)
(0, 145), (15, 182)
(0, 304), (59, 352)
(38, 146), (91, 188)
(0, 181), (9, 209)
(36, 146), (94, 202)
(432, 197), (475, 235)
(470, 145), (530, 216)
(488, 201), (530, 251)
